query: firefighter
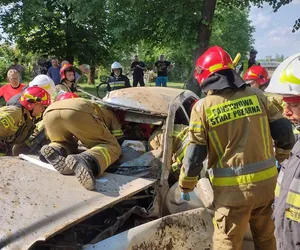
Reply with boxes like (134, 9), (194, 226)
(178, 46), (294, 250)
(55, 63), (77, 93)
(244, 65), (284, 114)
(5, 75), (56, 155)
(149, 124), (189, 182)
(0, 86), (51, 156)
(243, 65), (269, 90)
(107, 62), (131, 91)
(40, 96), (123, 190)
(263, 53), (300, 250)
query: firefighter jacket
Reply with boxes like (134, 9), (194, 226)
(274, 136), (300, 249)
(265, 93), (285, 114)
(179, 86), (294, 205)
(149, 124), (189, 172)
(55, 80), (76, 93)
(107, 75), (131, 91)
(44, 98), (123, 138)
(0, 106), (35, 153)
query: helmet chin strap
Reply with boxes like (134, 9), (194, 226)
(295, 123), (300, 131)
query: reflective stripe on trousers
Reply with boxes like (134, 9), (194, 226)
(93, 146), (111, 167)
(111, 129), (123, 137)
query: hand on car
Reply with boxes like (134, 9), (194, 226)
(181, 192), (190, 201)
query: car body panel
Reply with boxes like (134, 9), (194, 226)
(0, 157), (155, 250)
(0, 87), (200, 249)
(102, 87), (198, 116)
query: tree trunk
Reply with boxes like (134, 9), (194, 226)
(195, 0), (217, 64)
(88, 66), (96, 85)
(64, 5), (72, 59)
(186, 0), (217, 97)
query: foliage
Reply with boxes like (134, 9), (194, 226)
(211, 5), (255, 62)
(0, 0), (297, 85)
(0, 0), (112, 65)
(0, 58), (9, 82)
(106, 1), (254, 81)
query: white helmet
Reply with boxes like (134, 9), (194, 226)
(265, 53), (300, 96)
(111, 61), (122, 70)
(29, 75), (56, 95)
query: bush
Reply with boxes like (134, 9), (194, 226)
(0, 58), (10, 82)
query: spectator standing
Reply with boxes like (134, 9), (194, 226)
(130, 55), (146, 87)
(238, 49), (260, 77)
(9, 58), (25, 82)
(154, 55), (173, 87)
(47, 58), (61, 85)
(0, 69), (26, 102)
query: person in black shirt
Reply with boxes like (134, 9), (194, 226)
(107, 62), (131, 91)
(238, 49), (260, 77)
(154, 55), (173, 87)
(130, 55), (146, 87)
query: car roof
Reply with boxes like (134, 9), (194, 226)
(102, 87), (197, 116)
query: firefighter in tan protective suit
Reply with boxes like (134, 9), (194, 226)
(149, 124), (189, 181)
(178, 46), (295, 250)
(0, 86), (51, 156)
(40, 94), (123, 190)
(55, 63), (77, 93)
(243, 65), (285, 114)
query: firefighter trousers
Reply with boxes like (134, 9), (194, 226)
(43, 109), (122, 176)
(213, 197), (276, 250)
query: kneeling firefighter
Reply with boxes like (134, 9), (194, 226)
(6, 75), (56, 155)
(178, 46), (294, 250)
(0, 87), (51, 155)
(40, 94), (123, 190)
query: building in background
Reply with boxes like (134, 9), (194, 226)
(259, 61), (281, 78)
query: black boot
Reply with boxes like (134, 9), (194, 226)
(65, 152), (99, 190)
(40, 145), (73, 175)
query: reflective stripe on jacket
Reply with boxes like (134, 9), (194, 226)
(107, 75), (131, 91)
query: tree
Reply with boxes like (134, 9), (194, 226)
(107, 1), (253, 80)
(0, 0), (112, 83)
(107, 0), (296, 66)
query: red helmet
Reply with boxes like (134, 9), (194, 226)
(56, 92), (79, 101)
(243, 65), (269, 86)
(60, 63), (75, 81)
(194, 46), (234, 84)
(19, 86), (51, 110)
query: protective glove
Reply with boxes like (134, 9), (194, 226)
(180, 192), (190, 201)
(276, 161), (282, 172)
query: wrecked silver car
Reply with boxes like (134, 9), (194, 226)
(1, 87), (205, 249)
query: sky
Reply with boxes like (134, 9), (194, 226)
(249, 1), (300, 60)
